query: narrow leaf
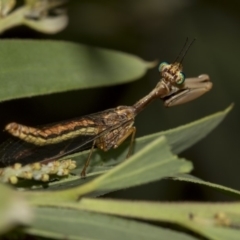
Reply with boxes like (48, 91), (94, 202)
(69, 105), (232, 170)
(170, 173), (240, 198)
(18, 106), (231, 192)
(0, 40), (155, 101)
(91, 136), (192, 191)
(76, 198), (240, 240)
(129, 104), (233, 155)
(24, 137), (192, 204)
(26, 206), (199, 240)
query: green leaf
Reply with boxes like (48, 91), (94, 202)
(18, 105), (231, 193)
(170, 173), (240, 198)
(90, 136), (192, 191)
(0, 40), (155, 102)
(52, 104), (230, 190)
(141, 104), (233, 155)
(70, 105), (232, 172)
(26, 206), (199, 240)
(24, 137), (192, 204)
(72, 198), (240, 240)
(0, 183), (32, 234)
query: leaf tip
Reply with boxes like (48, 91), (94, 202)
(225, 103), (234, 113)
(146, 59), (159, 69)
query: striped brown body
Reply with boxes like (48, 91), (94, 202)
(1, 106), (136, 168)
(5, 106), (135, 147)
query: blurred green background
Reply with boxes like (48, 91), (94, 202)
(1, 0), (240, 201)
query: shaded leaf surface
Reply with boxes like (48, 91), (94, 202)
(170, 173), (240, 198)
(26, 206), (199, 240)
(90, 136), (192, 191)
(77, 198), (240, 240)
(23, 137), (192, 203)
(70, 105), (232, 170)
(17, 106), (231, 192)
(0, 40), (154, 101)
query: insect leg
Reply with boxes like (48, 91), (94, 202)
(126, 127), (136, 158)
(114, 126), (136, 158)
(81, 140), (96, 178)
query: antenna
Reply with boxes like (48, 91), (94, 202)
(174, 38), (196, 64)
(174, 37), (189, 62)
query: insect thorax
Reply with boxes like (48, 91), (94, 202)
(94, 106), (135, 151)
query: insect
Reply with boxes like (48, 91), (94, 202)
(0, 39), (213, 184)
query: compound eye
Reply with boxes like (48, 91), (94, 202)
(158, 62), (168, 72)
(176, 72), (185, 85)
